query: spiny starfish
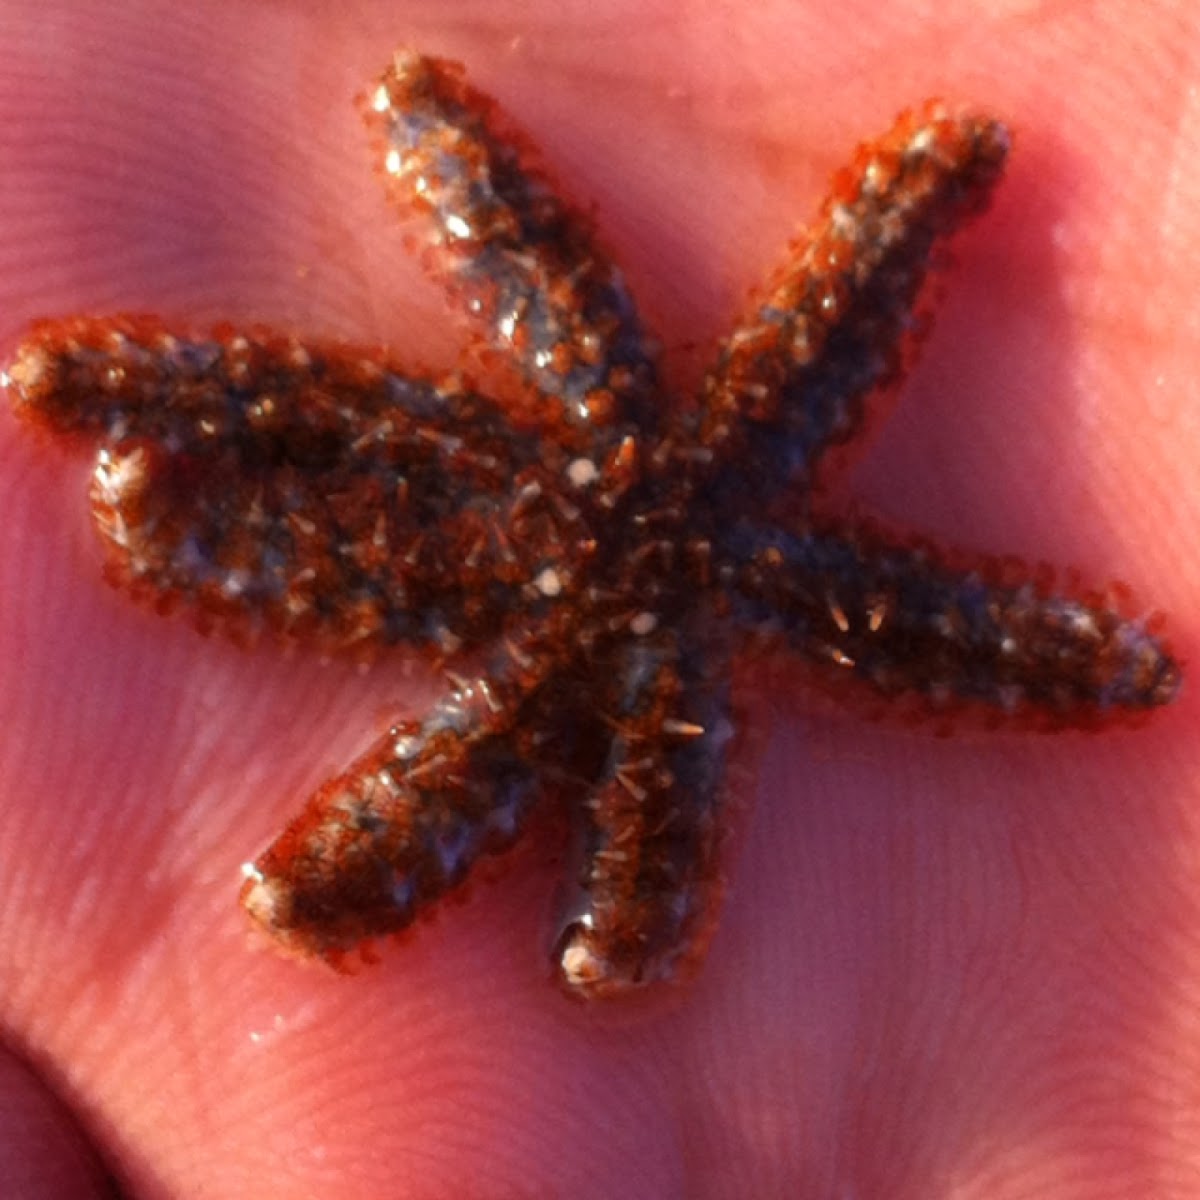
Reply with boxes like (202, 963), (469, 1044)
(4, 51), (1180, 999)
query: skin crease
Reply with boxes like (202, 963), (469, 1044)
(0, 1), (1197, 1197)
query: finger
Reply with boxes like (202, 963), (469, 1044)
(0, 1048), (112, 1200)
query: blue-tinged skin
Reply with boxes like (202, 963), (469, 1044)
(4, 54), (1180, 999)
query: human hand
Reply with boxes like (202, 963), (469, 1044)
(0, 3), (1196, 1197)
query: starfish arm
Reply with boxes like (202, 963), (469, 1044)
(723, 522), (1180, 726)
(364, 51), (659, 463)
(240, 679), (546, 966)
(553, 625), (734, 999)
(700, 103), (1008, 507)
(4, 314), (592, 656)
(240, 603), (594, 966)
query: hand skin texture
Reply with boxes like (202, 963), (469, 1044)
(0, 3), (1197, 1198)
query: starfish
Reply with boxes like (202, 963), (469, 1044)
(4, 51), (1180, 1000)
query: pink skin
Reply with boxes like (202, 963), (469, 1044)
(0, 2), (1197, 1197)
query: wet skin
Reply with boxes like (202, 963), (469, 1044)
(0, 2), (1197, 1198)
